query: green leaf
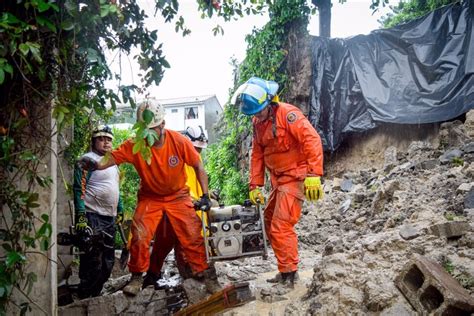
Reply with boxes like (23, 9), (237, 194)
(142, 109), (154, 124)
(6, 251), (25, 268)
(4, 63), (13, 75)
(27, 42), (42, 63)
(0, 69), (4, 84)
(61, 20), (75, 31)
(36, 16), (57, 32)
(41, 214), (49, 222)
(132, 139), (144, 155)
(40, 239), (49, 251)
(146, 133), (155, 146)
(37, 0), (51, 12)
(161, 59), (170, 68)
(100, 5), (110, 17)
(57, 111), (64, 124)
(19, 43), (29, 56)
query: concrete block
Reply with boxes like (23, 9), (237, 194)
(429, 221), (470, 238)
(395, 254), (474, 315)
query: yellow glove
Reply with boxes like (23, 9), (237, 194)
(249, 187), (265, 205)
(75, 213), (89, 232)
(116, 212), (124, 225)
(304, 176), (323, 202)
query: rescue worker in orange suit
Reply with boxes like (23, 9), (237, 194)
(78, 99), (220, 296)
(145, 125), (209, 287)
(232, 77), (324, 289)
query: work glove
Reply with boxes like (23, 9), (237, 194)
(304, 176), (324, 202)
(116, 212), (124, 225)
(76, 156), (97, 171)
(75, 213), (90, 232)
(249, 187), (265, 205)
(198, 193), (212, 211)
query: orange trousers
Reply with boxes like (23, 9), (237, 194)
(148, 214), (190, 277)
(128, 196), (208, 274)
(264, 180), (304, 273)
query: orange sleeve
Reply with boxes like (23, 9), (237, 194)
(111, 139), (134, 165)
(181, 137), (201, 168)
(286, 109), (324, 176)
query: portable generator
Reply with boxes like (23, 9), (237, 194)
(201, 200), (268, 262)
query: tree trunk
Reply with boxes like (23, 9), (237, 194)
(313, 0), (331, 38)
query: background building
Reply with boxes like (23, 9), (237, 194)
(110, 95), (223, 143)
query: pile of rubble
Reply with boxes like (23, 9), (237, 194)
(295, 112), (474, 314)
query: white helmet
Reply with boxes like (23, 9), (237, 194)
(92, 125), (113, 140)
(185, 125), (208, 149)
(137, 98), (164, 128)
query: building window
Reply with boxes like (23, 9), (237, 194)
(171, 109), (178, 113)
(185, 107), (198, 119)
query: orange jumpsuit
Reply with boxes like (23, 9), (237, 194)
(148, 163), (203, 278)
(111, 130), (208, 274)
(250, 102), (323, 273)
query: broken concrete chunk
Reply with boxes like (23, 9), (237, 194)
(439, 149), (463, 164)
(461, 141), (474, 153)
(418, 159), (438, 170)
(394, 254), (474, 315)
(341, 179), (354, 192)
(429, 221), (470, 238)
(464, 187), (474, 209)
(384, 146), (398, 171)
(456, 182), (474, 194)
(399, 225), (421, 240)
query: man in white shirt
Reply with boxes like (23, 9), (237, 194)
(73, 125), (124, 299)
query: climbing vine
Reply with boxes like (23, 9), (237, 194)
(206, 0), (312, 204)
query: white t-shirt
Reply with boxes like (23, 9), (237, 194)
(82, 152), (121, 217)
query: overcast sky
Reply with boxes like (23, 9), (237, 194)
(106, 0), (394, 106)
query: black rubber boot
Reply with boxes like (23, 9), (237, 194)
(123, 273), (143, 296)
(266, 273), (282, 283)
(267, 271), (299, 284)
(204, 266), (222, 294)
(281, 271), (296, 289)
(142, 272), (162, 290)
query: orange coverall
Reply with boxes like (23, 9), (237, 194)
(250, 102), (323, 273)
(111, 130), (208, 274)
(148, 164), (203, 278)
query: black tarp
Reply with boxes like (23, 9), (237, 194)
(310, 1), (474, 152)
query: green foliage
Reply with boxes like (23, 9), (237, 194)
(451, 157), (464, 167)
(112, 128), (139, 221)
(442, 258), (455, 274)
(380, 0), (457, 28)
(205, 107), (252, 204)
(441, 256), (474, 291)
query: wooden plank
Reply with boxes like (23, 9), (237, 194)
(175, 282), (254, 316)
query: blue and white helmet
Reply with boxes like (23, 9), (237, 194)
(231, 77), (279, 115)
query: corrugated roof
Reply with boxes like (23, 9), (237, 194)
(158, 95), (216, 107)
(113, 95), (218, 109)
